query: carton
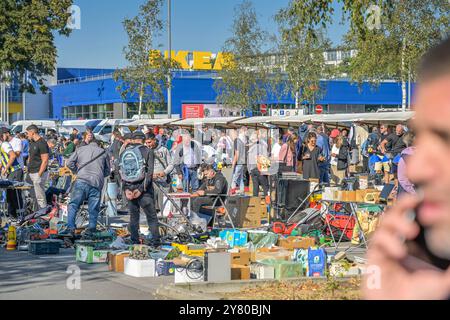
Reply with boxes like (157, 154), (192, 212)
(231, 264), (251, 280)
(230, 251), (251, 266)
(277, 236), (315, 250)
(108, 251), (130, 272)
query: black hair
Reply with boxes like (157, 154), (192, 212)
(146, 133), (156, 140)
(419, 37), (450, 81)
(26, 125), (39, 133)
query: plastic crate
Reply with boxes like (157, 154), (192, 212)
(29, 240), (62, 255)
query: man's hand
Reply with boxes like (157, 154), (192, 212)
(197, 190), (206, 196)
(364, 195), (450, 300)
(1, 167), (7, 176)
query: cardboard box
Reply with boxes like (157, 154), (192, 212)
(230, 251), (251, 266)
(277, 236), (315, 250)
(108, 251), (130, 272)
(124, 258), (156, 277)
(345, 191), (356, 202)
(76, 245), (109, 264)
(231, 264), (250, 280)
(255, 249), (292, 262)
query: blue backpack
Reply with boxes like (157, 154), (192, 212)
(119, 146), (147, 183)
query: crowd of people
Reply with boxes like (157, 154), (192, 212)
(0, 118), (414, 247)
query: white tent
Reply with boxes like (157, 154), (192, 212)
(174, 116), (244, 127)
(120, 118), (180, 127)
(232, 116), (281, 126)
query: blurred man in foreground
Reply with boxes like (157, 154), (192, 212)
(364, 37), (450, 299)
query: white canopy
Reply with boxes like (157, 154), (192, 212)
(268, 115), (316, 125)
(120, 118), (180, 127)
(233, 116), (280, 126)
(311, 111), (415, 125)
(174, 117), (244, 127)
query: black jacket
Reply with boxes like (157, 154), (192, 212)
(199, 172), (228, 196)
(337, 143), (349, 171)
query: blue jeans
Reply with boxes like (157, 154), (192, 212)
(232, 164), (245, 191)
(319, 164), (330, 184)
(67, 180), (101, 231)
(182, 167), (199, 192)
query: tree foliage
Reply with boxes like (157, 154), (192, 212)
(277, 0), (449, 84)
(275, 4), (332, 106)
(0, 0), (73, 93)
(214, 0), (275, 113)
(114, 0), (178, 117)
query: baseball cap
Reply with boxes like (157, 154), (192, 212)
(0, 127), (10, 134)
(330, 129), (341, 139)
(123, 133), (133, 140)
(131, 131), (145, 140)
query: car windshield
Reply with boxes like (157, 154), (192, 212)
(93, 124), (103, 134)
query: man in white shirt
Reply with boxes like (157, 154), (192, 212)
(0, 129), (24, 219)
(1, 128), (23, 171)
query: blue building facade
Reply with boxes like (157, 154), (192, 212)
(50, 68), (414, 120)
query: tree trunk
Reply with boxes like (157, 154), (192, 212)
(401, 38), (407, 112)
(138, 82), (144, 117)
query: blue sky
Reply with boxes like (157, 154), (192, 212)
(55, 0), (349, 69)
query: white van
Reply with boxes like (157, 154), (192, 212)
(11, 120), (57, 135)
(93, 119), (133, 143)
(59, 119), (102, 138)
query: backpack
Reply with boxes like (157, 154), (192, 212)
(119, 145), (147, 183)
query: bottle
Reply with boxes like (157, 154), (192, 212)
(7, 225), (17, 251)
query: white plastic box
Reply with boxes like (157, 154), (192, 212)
(250, 264), (275, 280)
(124, 258), (156, 278)
(174, 267), (204, 284)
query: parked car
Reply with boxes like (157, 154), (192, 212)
(10, 120), (57, 135)
(93, 119), (133, 143)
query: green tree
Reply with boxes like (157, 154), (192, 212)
(214, 0), (274, 114)
(0, 0), (73, 93)
(114, 0), (177, 118)
(275, 3), (331, 111)
(276, 0), (449, 111)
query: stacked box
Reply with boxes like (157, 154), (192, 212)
(76, 245), (109, 264)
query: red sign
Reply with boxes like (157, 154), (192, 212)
(315, 105), (323, 114)
(182, 104), (205, 119)
(260, 104), (267, 115)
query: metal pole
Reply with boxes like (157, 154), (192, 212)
(23, 71), (27, 120)
(167, 0), (172, 119)
(6, 86), (9, 124)
(0, 82), (3, 122)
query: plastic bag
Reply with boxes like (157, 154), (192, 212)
(247, 230), (279, 249)
(190, 211), (207, 233)
(109, 236), (128, 250)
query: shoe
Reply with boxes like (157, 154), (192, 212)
(59, 228), (75, 237)
(81, 228), (97, 240)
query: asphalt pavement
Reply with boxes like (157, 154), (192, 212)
(0, 247), (173, 300)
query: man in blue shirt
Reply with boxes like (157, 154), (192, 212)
(20, 133), (29, 165)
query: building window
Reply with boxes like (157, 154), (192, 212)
(63, 103), (114, 119)
(327, 51), (337, 62)
(341, 51), (351, 60)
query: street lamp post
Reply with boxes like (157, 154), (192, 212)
(167, 0), (172, 119)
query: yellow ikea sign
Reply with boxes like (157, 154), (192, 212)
(150, 50), (232, 71)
